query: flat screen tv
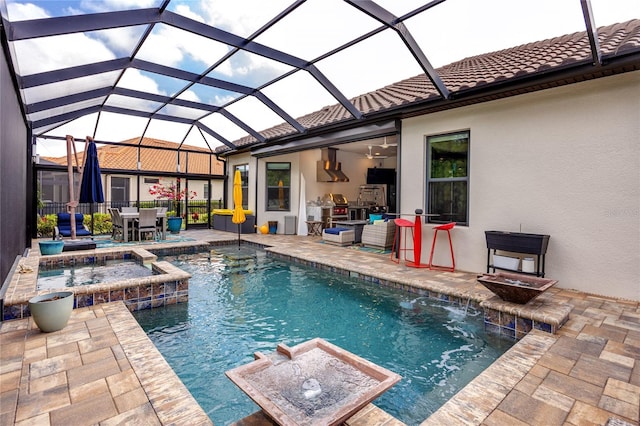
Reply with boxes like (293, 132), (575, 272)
(366, 168), (395, 184)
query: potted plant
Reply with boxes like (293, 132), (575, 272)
(149, 178), (197, 234)
(28, 291), (74, 332)
(39, 239), (64, 255)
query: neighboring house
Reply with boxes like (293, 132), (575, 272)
(219, 20), (640, 300)
(39, 138), (225, 211)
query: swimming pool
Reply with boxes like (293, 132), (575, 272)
(134, 246), (514, 425)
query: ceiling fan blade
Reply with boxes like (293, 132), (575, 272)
(366, 144), (388, 159)
(379, 136), (397, 149)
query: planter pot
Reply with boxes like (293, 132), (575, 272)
(39, 240), (64, 255)
(485, 231), (550, 255)
(28, 291), (74, 332)
(167, 217), (182, 234)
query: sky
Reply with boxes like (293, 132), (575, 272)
(4, 0), (639, 158)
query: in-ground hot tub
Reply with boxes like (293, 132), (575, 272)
(2, 247), (191, 321)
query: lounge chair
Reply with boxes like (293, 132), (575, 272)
(55, 213), (92, 237)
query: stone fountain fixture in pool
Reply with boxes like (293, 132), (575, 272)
(226, 338), (401, 426)
(477, 271), (558, 304)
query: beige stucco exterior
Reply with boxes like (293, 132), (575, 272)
(227, 71), (639, 301)
(401, 71), (639, 300)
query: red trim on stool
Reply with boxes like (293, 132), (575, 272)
(428, 222), (456, 272)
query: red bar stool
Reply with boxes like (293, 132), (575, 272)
(428, 222), (456, 272)
(390, 218), (415, 264)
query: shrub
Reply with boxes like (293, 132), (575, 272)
(37, 214), (57, 238)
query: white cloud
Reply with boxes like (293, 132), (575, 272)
(6, 2), (49, 20)
(78, 0), (157, 14)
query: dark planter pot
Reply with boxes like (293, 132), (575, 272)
(485, 231), (550, 255)
(28, 291), (74, 332)
(39, 240), (64, 255)
(167, 217), (183, 234)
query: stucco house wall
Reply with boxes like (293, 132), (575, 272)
(401, 71), (640, 300)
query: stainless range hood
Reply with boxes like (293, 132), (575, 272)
(317, 148), (349, 182)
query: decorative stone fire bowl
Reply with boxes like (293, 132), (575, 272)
(477, 272), (558, 304)
(225, 338), (401, 426)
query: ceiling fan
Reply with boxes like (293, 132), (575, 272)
(378, 136), (397, 149)
(366, 145), (388, 160)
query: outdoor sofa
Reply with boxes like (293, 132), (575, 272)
(212, 209), (256, 233)
(322, 227), (355, 246)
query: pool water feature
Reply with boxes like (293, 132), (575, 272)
(37, 259), (153, 290)
(134, 246), (514, 425)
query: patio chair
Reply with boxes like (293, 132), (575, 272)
(109, 208), (132, 241)
(361, 219), (395, 249)
(107, 208), (120, 239)
(156, 207), (167, 236)
(135, 208), (157, 241)
(55, 213), (92, 238)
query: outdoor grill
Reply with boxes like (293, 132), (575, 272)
(327, 193), (349, 226)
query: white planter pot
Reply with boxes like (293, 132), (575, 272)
(28, 291), (74, 332)
(493, 254), (520, 271)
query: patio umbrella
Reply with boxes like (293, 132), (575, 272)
(278, 180), (285, 209)
(231, 169), (246, 249)
(79, 137), (104, 235)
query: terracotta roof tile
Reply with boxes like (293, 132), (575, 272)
(42, 138), (223, 175)
(222, 19), (640, 152)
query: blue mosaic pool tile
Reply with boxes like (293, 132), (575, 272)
(3, 303), (27, 321)
(500, 312), (515, 328)
(110, 289), (124, 302)
(533, 321), (553, 333)
(139, 285), (152, 299)
(125, 287), (139, 300)
(484, 322), (501, 335)
(484, 308), (500, 325)
(516, 317), (533, 334)
(501, 327), (516, 339)
(94, 291), (109, 304)
(138, 299), (152, 310)
(76, 293), (94, 308)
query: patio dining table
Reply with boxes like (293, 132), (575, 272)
(120, 211), (166, 242)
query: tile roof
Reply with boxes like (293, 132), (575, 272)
(222, 19), (640, 153)
(42, 138), (224, 176)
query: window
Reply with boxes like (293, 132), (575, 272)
(111, 177), (130, 209)
(266, 162), (290, 211)
(235, 164), (249, 209)
(143, 177), (159, 184)
(426, 131), (469, 225)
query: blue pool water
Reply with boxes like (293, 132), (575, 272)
(133, 246), (514, 426)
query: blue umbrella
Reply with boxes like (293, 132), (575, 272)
(79, 139), (104, 234)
